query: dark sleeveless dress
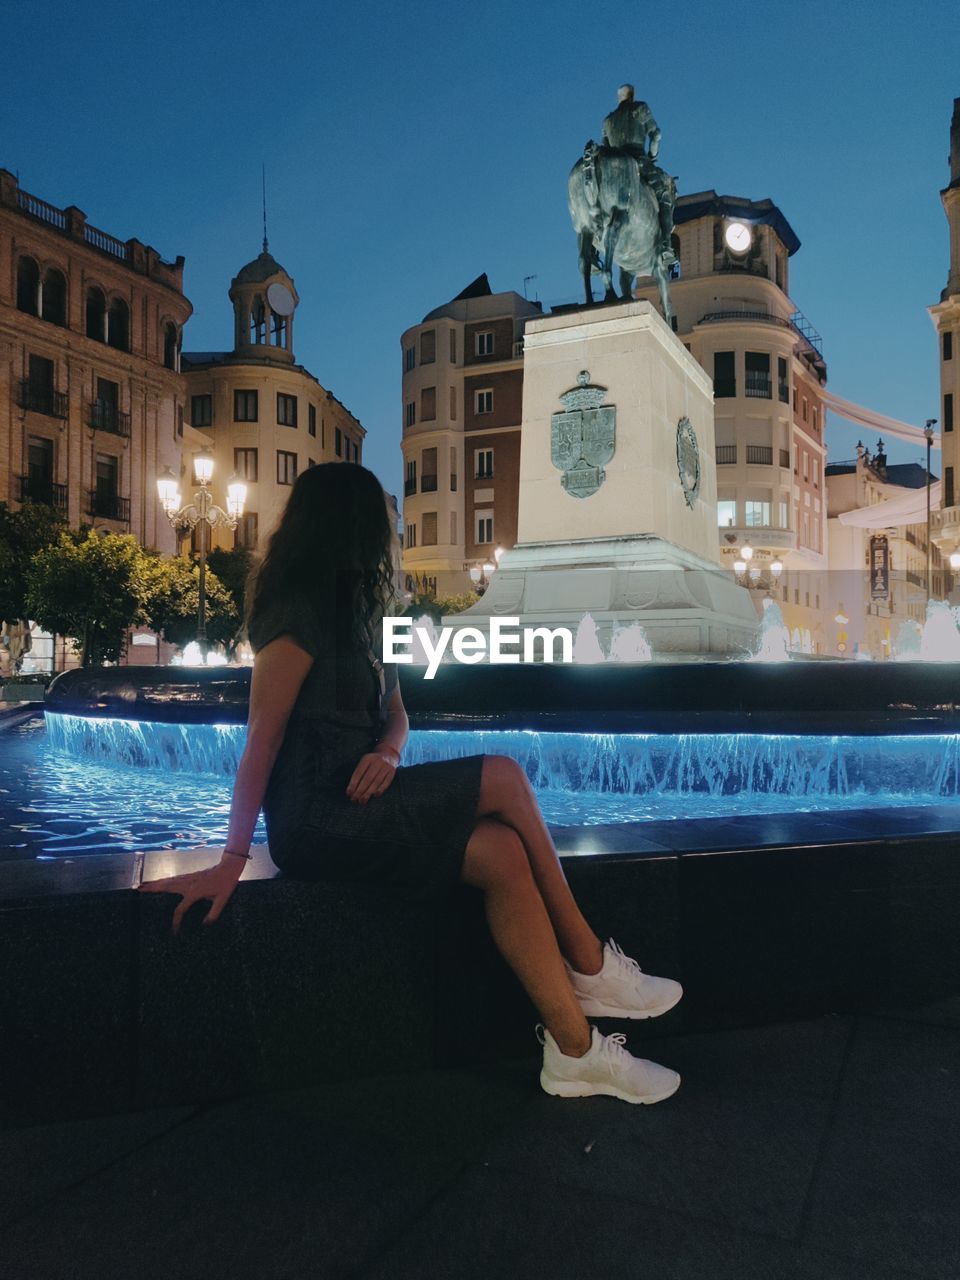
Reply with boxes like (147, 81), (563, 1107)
(248, 594), (485, 896)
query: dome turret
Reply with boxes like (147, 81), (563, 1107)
(228, 245), (299, 362)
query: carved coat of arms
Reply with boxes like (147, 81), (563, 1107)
(676, 416), (700, 508)
(550, 371), (616, 499)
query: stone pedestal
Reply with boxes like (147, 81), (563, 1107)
(455, 301), (758, 657)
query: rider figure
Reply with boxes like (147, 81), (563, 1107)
(601, 84), (677, 262)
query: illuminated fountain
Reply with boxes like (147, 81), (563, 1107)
(919, 600), (960, 662)
(609, 623), (653, 663)
(752, 598), (791, 663)
(572, 613), (605, 664)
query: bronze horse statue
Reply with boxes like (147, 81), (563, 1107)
(568, 142), (674, 322)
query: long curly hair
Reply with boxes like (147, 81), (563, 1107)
(246, 463), (398, 653)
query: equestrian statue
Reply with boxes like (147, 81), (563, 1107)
(568, 85), (677, 320)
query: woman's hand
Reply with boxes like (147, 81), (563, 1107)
(346, 749), (398, 804)
(138, 852), (246, 935)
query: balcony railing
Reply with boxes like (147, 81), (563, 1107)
(19, 475), (68, 512)
(713, 380), (737, 398)
(87, 491), (130, 522)
(715, 445), (737, 464)
(512, 340), (524, 359)
(16, 189), (68, 231)
(745, 445), (773, 465)
(16, 379), (68, 419)
(744, 373), (772, 399)
(420, 474), (438, 492)
(404, 477), (417, 496)
(475, 470), (494, 481)
(88, 400), (131, 437)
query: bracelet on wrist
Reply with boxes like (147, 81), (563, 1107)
(222, 847), (253, 861)
(376, 743), (401, 765)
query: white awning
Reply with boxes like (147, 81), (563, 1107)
(822, 390), (941, 450)
(836, 481), (941, 528)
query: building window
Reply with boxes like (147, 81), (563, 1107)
(944, 331), (953, 361)
(107, 298), (129, 351)
(163, 323), (179, 371)
(277, 393), (298, 427)
(405, 459), (416, 495)
(422, 511), (438, 545)
(475, 389), (494, 415)
(420, 329), (436, 364)
(234, 389), (258, 422)
(421, 447), (438, 492)
(92, 452), (120, 518)
(779, 500), (789, 528)
(421, 386), (436, 421)
(450, 446), (458, 493)
(714, 351), (735, 398)
(475, 330), (494, 356)
(717, 499), (736, 527)
(405, 402), (415, 429)
(16, 257), (40, 316)
(93, 376), (121, 432)
(234, 447), (258, 482)
(744, 352), (771, 398)
(249, 296), (266, 344)
(406, 523), (416, 549)
(946, 466), (955, 508)
(450, 511), (457, 543)
(744, 500), (771, 527)
(404, 346), (415, 372)
(812, 406), (820, 432)
(277, 449), (297, 485)
(85, 287), (106, 341)
(449, 387), (457, 421)
(450, 330), (457, 364)
(945, 393), (954, 433)
(177, 405), (183, 437)
(308, 404), (317, 437)
(802, 451), (809, 481)
(235, 513), (258, 549)
(476, 510), (494, 544)
(42, 269), (67, 327)
(335, 426), (343, 457)
(475, 447), (494, 479)
(778, 357), (789, 404)
(191, 394), (212, 427)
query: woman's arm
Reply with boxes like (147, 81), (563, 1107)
(346, 683), (409, 804)
(140, 635), (313, 931)
(221, 635), (316, 859)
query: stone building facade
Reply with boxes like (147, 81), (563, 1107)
(182, 247), (365, 552)
(0, 169), (195, 554)
(931, 97), (960, 563)
(634, 191), (828, 651)
(400, 274), (541, 596)
(827, 444), (947, 658)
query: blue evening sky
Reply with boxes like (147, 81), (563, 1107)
(3, 0), (958, 496)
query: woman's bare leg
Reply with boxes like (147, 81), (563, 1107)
(475, 756), (603, 976)
(461, 817), (591, 1057)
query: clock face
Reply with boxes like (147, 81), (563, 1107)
(724, 221), (752, 253)
(266, 282), (296, 316)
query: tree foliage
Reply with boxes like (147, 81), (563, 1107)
(143, 555), (238, 652)
(0, 502), (66, 624)
(26, 530), (149, 666)
(206, 547), (254, 640)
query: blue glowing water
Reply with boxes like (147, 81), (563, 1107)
(0, 713), (958, 861)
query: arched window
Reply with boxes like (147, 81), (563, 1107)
(86, 287), (106, 341)
(42, 269), (67, 328)
(107, 297), (129, 351)
(163, 322), (179, 371)
(271, 311), (287, 347)
(249, 296), (265, 344)
(16, 257), (40, 316)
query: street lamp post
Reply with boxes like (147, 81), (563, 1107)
(156, 450), (247, 656)
(468, 558), (498, 596)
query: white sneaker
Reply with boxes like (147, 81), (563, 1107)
(567, 938), (683, 1020)
(538, 1024), (680, 1105)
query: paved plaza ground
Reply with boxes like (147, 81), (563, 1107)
(2, 997), (958, 1279)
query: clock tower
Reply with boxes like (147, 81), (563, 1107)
(228, 246), (299, 364)
(930, 98), (960, 559)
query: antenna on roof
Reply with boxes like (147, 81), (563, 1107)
(523, 274), (538, 300)
(261, 163), (269, 253)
